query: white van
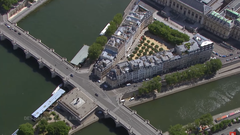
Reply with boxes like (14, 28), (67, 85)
(126, 83), (131, 86)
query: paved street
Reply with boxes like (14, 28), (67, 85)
(213, 123), (240, 135)
(0, 13), (160, 135)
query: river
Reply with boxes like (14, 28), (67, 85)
(1, 0), (240, 135)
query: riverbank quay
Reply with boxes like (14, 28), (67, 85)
(8, 0), (49, 23)
(125, 62), (240, 108)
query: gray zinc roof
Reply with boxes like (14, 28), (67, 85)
(178, 0), (212, 14)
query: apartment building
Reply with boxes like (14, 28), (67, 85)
(93, 4), (153, 79)
(106, 34), (213, 88)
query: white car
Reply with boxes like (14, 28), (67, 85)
(126, 83), (131, 86)
(120, 99), (125, 103)
(129, 97), (135, 101)
(98, 80), (101, 83)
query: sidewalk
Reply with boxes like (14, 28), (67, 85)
(125, 62), (240, 107)
(9, 0), (48, 23)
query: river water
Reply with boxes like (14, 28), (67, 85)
(1, 0), (240, 135)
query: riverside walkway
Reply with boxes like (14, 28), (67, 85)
(0, 13), (161, 135)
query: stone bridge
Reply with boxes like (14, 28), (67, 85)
(0, 15), (162, 135)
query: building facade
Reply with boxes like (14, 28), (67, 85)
(93, 4), (153, 79)
(204, 9), (240, 41)
(106, 34), (214, 88)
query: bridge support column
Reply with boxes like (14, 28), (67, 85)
(12, 41), (19, 50)
(127, 128), (134, 135)
(115, 119), (121, 127)
(50, 68), (56, 78)
(0, 31), (5, 41)
(24, 50), (31, 59)
(38, 59), (44, 69)
(104, 110), (110, 118)
(62, 77), (69, 87)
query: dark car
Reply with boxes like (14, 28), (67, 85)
(230, 54), (233, 56)
(95, 93), (98, 97)
(18, 32), (21, 35)
(70, 74), (73, 77)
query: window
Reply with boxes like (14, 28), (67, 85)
(173, 2), (175, 6)
(188, 10), (190, 14)
(195, 14), (198, 18)
(192, 12), (194, 16)
(180, 6), (182, 10)
(177, 4), (179, 8)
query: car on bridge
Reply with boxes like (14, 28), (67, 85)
(18, 32), (21, 35)
(95, 93), (98, 97)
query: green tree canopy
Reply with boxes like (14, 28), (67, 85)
(37, 119), (48, 133)
(17, 123), (34, 135)
(95, 36), (107, 46)
(46, 121), (70, 135)
(138, 76), (162, 95)
(168, 124), (187, 135)
(105, 21), (117, 36)
(148, 21), (189, 45)
(113, 13), (123, 26)
(88, 43), (102, 61)
(0, 0), (18, 11)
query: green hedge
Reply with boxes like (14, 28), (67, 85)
(148, 21), (190, 45)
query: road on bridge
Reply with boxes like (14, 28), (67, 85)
(0, 14), (161, 135)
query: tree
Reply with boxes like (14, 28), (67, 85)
(147, 40), (150, 43)
(37, 119), (48, 133)
(46, 121), (70, 135)
(144, 43), (148, 46)
(151, 42), (154, 45)
(113, 13), (123, 26)
(168, 124), (187, 135)
(211, 125), (217, 133)
(155, 45), (159, 48)
(95, 36), (107, 46)
(0, 0), (18, 11)
(135, 47), (139, 51)
(199, 113), (213, 126)
(105, 21), (117, 36)
(88, 43), (102, 61)
(18, 123), (34, 135)
(138, 44), (142, 47)
(141, 46), (145, 50)
(159, 48), (164, 51)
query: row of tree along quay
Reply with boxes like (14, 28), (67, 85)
(17, 112), (71, 135)
(87, 13), (123, 62)
(0, 0), (34, 12)
(164, 59), (222, 87)
(148, 21), (190, 45)
(135, 59), (222, 97)
(168, 113), (240, 135)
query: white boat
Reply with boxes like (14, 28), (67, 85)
(12, 129), (19, 135)
(52, 84), (62, 96)
(99, 23), (110, 36)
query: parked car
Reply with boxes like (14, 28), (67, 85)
(230, 54), (233, 56)
(222, 55), (226, 58)
(120, 99), (125, 103)
(98, 80), (101, 83)
(129, 97), (135, 101)
(226, 59), (229, 62)
(95, 93), (98, 97)
(126, 83), (131, 86)
(234, 57), (238, 59)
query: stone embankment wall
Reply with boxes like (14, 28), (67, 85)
(7, 0), (28, 19)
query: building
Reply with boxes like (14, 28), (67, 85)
(106, 34), (213, 88)
(93, 4), (153, 79)
(31, 89), (65, 121)
(204, 9), (240, 41)
(151, 0), (240, 41)
(58, 88), (98, 122)
(152, 0), (213, 24)
(70, 45), (89, 66)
